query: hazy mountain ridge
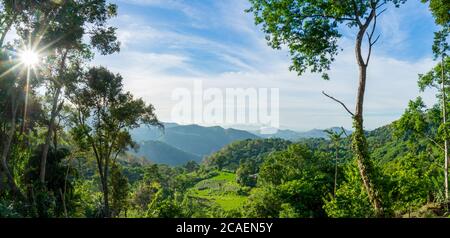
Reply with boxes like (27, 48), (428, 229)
(135, 141), (201, 166)
(130, 123), (260, 165)
(130, 123), (353, 166)
(252, 127), (353, 141)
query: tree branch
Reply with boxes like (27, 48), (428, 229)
(376, 2), (387, 10)
(352, 0), (363, 27)
(365, 6), (382, 66)
(300, 14), (357, 22)
(376, 8), (387, 17)
(322, 91), (355, 117)
(424, 134), (445, 151)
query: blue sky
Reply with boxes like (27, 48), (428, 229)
(93, 0), (441, 131)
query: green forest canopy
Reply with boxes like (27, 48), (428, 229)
(0, 0), (449, 218)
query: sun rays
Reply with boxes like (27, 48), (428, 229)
(19, 49), (40, 67)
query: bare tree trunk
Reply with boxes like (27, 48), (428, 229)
(353, 26), (384, 217)
(40, 86), (61, 183)
(442, 56), (448, 202)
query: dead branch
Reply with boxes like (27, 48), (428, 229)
(322, 91), (355, 117)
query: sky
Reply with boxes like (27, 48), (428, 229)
(92, 0), (441, 131)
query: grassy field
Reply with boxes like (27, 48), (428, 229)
(188, 171), (248, 211)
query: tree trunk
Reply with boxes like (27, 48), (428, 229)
(442, 56), (448, 202)
(40, 86), (62, 183)
(334, 142), (338, 197)
(101, 170), (110, 218)
(40, 50), (67, 184)
(353, 28), (384, 217)
(0, 95), (24, 200)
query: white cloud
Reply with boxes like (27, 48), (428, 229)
(119, 0), (202, 20)
(93, 0), (439, 131)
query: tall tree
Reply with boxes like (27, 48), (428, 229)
(12, 0), (121, 184)
(247, 0), (406, 216)
(420, 0), (450, 202)
(325, 128), (347, 197)
(417, 31), (449, 201)
(69, 67), (162, 217)
(0, 48), (26, 200)
(0, 0), (46, 201)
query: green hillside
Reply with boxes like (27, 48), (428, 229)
(160, 125), (260, 156)
(135, 141), (201, 165)
(187, 171), (248, 211)
(204, 138), (292, 171)
(130, 124), (261, 165)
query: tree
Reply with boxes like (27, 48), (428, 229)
(417, 29), (449, 201)
(421, 0), (450, 26)
(325, 128), (348, 197)
(9, 0), (121, 184)
(417, 0), (449, 201)
(184, 161), (200, 173)
(0, 0), (24, 47)
(110, 163), (129, 217)
(0, 0), (47, 201)
(236, 158), (258, 187)
(0, 48), (27, 201)
(69, 66), (162, 217)
(245, 144), (332, 217)
(23, 146), (76, 218)
(247, 0), (407, 216)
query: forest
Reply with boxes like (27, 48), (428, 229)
(0, 0), (449, 218)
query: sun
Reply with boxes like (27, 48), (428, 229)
(19, 49), (40, 67)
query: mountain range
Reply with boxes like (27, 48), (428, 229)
(251, 127), (352, 141)
(129, 123), (352, 166)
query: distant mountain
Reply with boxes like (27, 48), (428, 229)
(130, 122), (178, 142)
(135, 141), (201, 166)
(300, 127), (352, 139)
(252, 127), (352, 141)
(129, 123), (352, 166)
(253, 129), (305, 141)
(130, 123), (260, 165)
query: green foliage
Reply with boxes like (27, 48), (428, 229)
(110, 163), (130, 217)
(71, 179), (103, 218)
(2, 0), (450, 219)
(145, 186), (184, 218)
(421, 0), (450, 26)
(187, 171), (248, 213)
(418, 57), (449, 91)
(236, 158), (258, 187)
(324, 162), (375, 218)
(382, 152), (440, 214)
(243, 186), (281, 218)
(67, 66), (161, 217)
(245, 144), (333, 218)
(247, 0), (406, 80)
(205, 138), (291, 171)
(394, 97), (429, 138)
(22, 146), (77, 218)
(0, 200), (20, 218)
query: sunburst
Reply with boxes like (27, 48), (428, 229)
(19, 49), (40, 67)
